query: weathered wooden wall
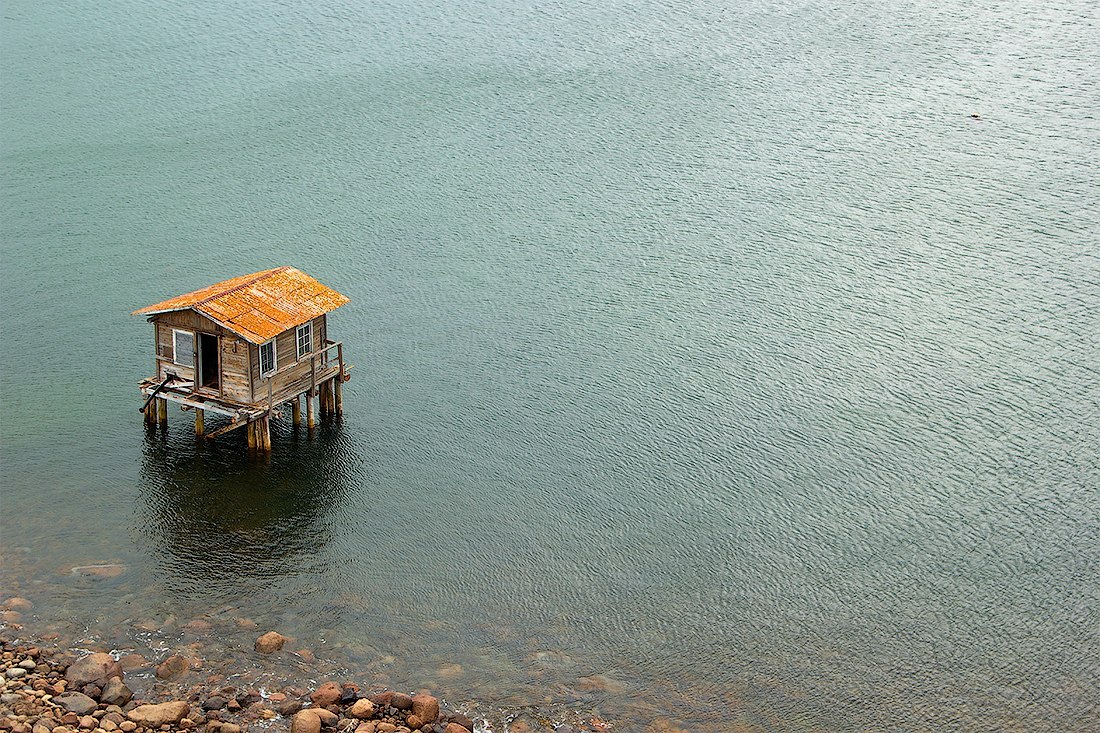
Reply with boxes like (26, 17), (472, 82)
(151, 311), (252, 402)
(248, 315), (327, 398)
(150, 311), (328, 407)
(219, 335), (253, 403)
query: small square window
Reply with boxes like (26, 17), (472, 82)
(173, 330), (194, 367)
(259, 340), (276, 377)
(296, 322), (313, 359)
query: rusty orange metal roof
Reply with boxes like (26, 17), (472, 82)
(132, 266), (350, 343)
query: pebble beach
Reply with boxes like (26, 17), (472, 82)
(1, 596), (627, 733)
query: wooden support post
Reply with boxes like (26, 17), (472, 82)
(334, 376), (343, 417)
(195, 408), (204, 436)
(157, 397), (168, 427)
(319, 379), (331, 417)
(246, 420), (256, 450)
(309, 354), (317, 426)
(255, 415), (271, 452)
(292, 396), (301, 426)
(144, 401), (157, 427)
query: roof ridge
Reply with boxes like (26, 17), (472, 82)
(195, 266), (292, 308)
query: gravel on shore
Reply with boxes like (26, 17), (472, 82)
(0, 632), (560, 733)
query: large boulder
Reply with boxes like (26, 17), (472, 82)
(309, 682), (341, 707)
(291, 710), (321, 733)
(65, 653), (123, 688)
(100, 677), (133, 706)
(54, 692), (97, 715)
(411, 694), (439, 724)
(127, 701), (189, 727)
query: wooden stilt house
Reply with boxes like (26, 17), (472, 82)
(133, 266), (351, 450)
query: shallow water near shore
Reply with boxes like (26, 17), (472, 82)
(2, 0), (1098, 730)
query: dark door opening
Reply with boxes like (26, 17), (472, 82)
(198, 333), (220, 390)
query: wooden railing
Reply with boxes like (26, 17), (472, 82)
(259, 340), (347, 412)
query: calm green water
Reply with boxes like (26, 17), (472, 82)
(2, 0), (1098, 730)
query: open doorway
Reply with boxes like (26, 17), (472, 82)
(197, 333), (220, 391)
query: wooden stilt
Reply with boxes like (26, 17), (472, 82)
(334, 376), (343, 416)
(246, 420), (256, 450)
(254, 415), (271, 452)
(144, 401), (157, 427)
(157, 397), (168, 427)
(306, 391), (315, 429)
(195, 408), (204, 436)
(292, 396), (301, 426)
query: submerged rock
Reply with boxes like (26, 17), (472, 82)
(254, 631), (289, 654)
(68, 565), (126, 580)
(155, 655), (190, 680)
(2, 598), (33, 612)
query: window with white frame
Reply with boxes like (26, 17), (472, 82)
(173, 329), (194, 367)
(296, 322), (313, 359)
(259, 340), (276, 377)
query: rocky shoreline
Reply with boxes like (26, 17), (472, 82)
(1, 596), (616, 733)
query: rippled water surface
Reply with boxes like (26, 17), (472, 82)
(2, 0), (1098, 730)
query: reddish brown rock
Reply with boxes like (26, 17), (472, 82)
(254, 632), (288, 654)
(410, 695), (439, 724)
(444, 725), (472, 733)
(2, 598), (33, 611)
(65, 654), (123, 688)
(389, 693), (413, 711)
(309, 682), (341, 707)
(406, 716), (423, 730)
(367, 692), (392, 708)
(117, 654), (147, 671)
(126, 702), (190, 727)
